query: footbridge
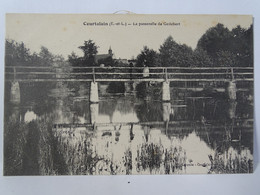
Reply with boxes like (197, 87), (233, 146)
(5, 65), (254, 103)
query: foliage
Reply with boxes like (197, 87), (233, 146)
(197, 24), (232, 58)
(133, 23), (252, 68)
(192, 47), (213, 67)
(68, 40), (100, 78)
(68, 52), (82, 67)
(5, 39), (64, 67)
(5, 40), (31, 66)
(159, 36), (193, 67)
(4, 40), (58, 110)
(136, 46), (159, 67)
(197, 23), (253, 67)
(72, 40), (99, 67)
(79, 40), (98, 59)
(215, 50), (237, 67)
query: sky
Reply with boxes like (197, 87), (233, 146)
(6, 14), (253, 60)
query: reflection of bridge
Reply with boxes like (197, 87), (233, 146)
(52, 119), (254, 141)
(53, 119), (253, 129)
(6, 66), (253, 103)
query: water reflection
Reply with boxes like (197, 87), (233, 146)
(4, 82), (254, 175)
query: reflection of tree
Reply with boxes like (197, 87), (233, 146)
(165, 126), (192, 141)
(195, 120), (253, 158)
(98, 100), (117, 120)
(235, 100), (253, 119)
(106, 82), (125, 93)
(73, 101), (90, 122)
(169, 107), (188, 121)
(135, 101), (163, 122)
(135, 82), (161, 100)
(98, 97), (135, 122)
(115, 98), (134, 114)
(186, 97), (229, 121)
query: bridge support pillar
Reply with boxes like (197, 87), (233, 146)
(162, 102), (171, 122)
(10, 81), (20, 104)
(228, 100), (237, 119)
(162, 81), (170, 101)
(90, 103), (99, 126)
(90, 82), (99, 103)
(227, 81), (236, 100)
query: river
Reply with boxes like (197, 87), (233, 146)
(4, 81), (254, 175)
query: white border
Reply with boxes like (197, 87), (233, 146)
(0, 0), (259, 195)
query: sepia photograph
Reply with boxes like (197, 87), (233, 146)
(4, 14), (254, 175)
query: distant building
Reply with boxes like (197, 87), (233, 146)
(94, 47), (113, 64)
(115, 58), (129, 65)
(128, 59), (137, 66)
(95, 47), (135, 67)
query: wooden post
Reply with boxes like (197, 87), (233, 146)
(231, 67), (234, 80)
(165, 68), (168, 82)
(14, 67), (16, 81)
(92, 67), (96, 83)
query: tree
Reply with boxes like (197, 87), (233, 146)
(136, 46), (159, 67)
(197, 23), (253, 67)
(215, 50), (237, 67)
(5, 40), (31, 66)
(192, 48), (213, 67)
(68, 52), (81, 67)
(159, 36), (193, 67)
(38, 46), (54, 66)
(197, 23), (232, 59)
(230, 25), (253, 66)
(78, 40), (99, 66)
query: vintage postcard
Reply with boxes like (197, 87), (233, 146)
(4, 14), (253, 175)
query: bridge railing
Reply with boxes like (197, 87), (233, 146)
(5, 65), (254, 83)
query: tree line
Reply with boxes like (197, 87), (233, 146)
(5, 40), (65, 67)
(136, 23), (253, 67)
(5, 23), (253, 68)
